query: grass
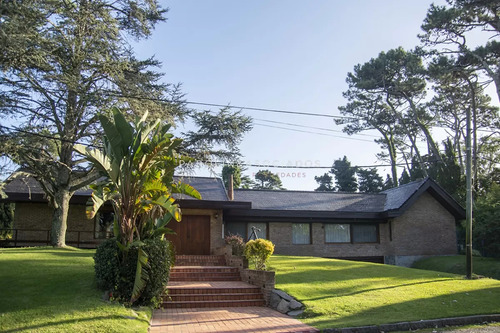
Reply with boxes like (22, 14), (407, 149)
(0, 247), (151, 333)
(412, 255), (500, 280)
(269, 255), (500, 330)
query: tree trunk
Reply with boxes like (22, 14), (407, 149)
(51, 188), (71, 247)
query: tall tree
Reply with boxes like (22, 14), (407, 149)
(0, 0), (170, 247)
(338, 48), (443, 185)
(0, 1), (252, 247)
(357, 168), (383, 193)
(253, 170), (284, 190)
(420, 0), (500, 102)
(331, 156), (357, 192)
(314, 173), (334, 191)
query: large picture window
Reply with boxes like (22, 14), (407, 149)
(292, 223), (311, 244)
(247, 223), (267, 240)
(325, 224), (350, 243)
(352, 224), (378, 243)
(226, 222), (268, 240)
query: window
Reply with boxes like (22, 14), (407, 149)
(95, 211), (114, 239)
(226, 222), (246, 239)
(292, 223), (311, 244)
(247, 223), (267, 240)
(325, 224), (350, 243)
(352, 224), (378, 243)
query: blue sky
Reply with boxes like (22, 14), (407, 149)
(133, 0), (466, 190)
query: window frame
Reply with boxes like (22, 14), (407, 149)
(324, 223), (351, 244)
(323, 223), (380, 244)
(225, 222), (269, 240)
(292, 223), (312, 245)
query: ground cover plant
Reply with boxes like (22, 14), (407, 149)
(269, 255), (500, 330)
(0, 247), (151, 333)
(413, 255), (500, 281)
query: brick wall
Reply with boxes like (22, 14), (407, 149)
(12, 202), (94, 244)
(269, 222), (391, 258)
(266, 192), (457, 260)
(389, 192), (457, 256)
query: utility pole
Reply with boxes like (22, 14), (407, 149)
(465, 92), (473, 279)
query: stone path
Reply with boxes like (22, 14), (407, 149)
(149, 306), (319, 333)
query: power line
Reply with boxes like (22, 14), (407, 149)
(253, 123), (375, 142)
(1, 124), (443, 170)
(253, 118), (380, 138)
(103, 91), (352, 120)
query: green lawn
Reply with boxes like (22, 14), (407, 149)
(269, 255), (500, 330)
(0, 247), (151, 333)
(412, 255), (500, 280)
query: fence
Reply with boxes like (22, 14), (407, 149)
(0, 228), (112, 248)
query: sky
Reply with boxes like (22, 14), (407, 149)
(130, 0), (494, 190)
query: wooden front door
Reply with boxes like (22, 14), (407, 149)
(166, 215), (211, 255)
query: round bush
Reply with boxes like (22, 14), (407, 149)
(244, 239), (275, 270)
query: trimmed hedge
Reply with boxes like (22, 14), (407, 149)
(94, 238), (174, 307)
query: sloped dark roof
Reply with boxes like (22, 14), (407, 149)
(3, 173), (465, 219)
(234, 189), (385, 212)
(382, 178), (427, 211)
(2, 174), (230, 203)
(173, 176), (229, 201)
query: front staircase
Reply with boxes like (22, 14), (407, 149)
(162, 255), (266, 308)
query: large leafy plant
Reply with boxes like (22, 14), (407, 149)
(75, 107), (200, 303)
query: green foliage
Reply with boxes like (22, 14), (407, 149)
(181, 107), (253, 161)
(93, 238), (121, 291)
(94, 238), (174, 307)
(0, 203), (14, 239)
(253, 170), (284, 190)
(473, 183), (500, 258)
(412, 255), (500, 280)
(356, 168), (383, 193)
(331, 156), (357, 192)
(314, 173), (334, 191)
(77, 108), (199, 305)
(225, 233), (245, 256)
(244, 239), (275, 270)
(222, 165), (242, 189)
(0, 0), (173, 247)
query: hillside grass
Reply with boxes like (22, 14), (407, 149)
(412, 255), (500, 280)
(0, 247), (151, 333)
(269, 255), (500, 330)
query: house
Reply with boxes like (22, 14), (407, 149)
(1, 174), (465, 267)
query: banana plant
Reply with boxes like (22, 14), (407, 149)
(75, 107), (201, 303)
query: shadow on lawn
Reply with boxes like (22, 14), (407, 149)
(1, 314), (150, 333)
(304, 286), (500, 329)
(304, 277), (459, 300)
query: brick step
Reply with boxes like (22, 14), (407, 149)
(167, 286), (261, 295)
(175, 255), (226, 266)
(170, 266), (239, 273)
(165, 292), (263, 302)
(169, 275), (241, 282)
(162, 299), (266, 308)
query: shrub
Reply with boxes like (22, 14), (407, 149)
(94, 238), (174, 307)
(94, 238), (120, 291)
(225, 233), (245, 256)
(244, 239), (275, 270)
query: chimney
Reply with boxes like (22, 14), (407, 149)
(228, 174), (234, 201)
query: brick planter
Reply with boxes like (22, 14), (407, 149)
(240, 269), (275, 306)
